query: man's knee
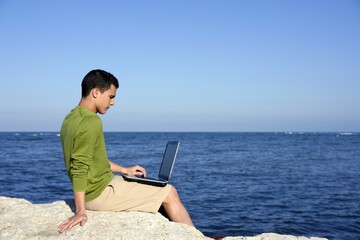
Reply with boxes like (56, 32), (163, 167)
(164, 186), (180, 204)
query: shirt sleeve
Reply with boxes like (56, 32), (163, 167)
(70, 115), (102, 192)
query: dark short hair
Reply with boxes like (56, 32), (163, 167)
(81, 69), (119, 97)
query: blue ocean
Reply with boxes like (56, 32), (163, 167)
(0, 132), (359, 239)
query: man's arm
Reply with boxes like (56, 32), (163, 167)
(58, 191), (87, 233)
(109, 160), (147, 177)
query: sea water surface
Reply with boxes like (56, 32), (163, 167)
(0, 132), (359, 239)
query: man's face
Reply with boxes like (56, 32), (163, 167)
(95, 84), (117, 114)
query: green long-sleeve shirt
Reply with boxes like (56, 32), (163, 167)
(60, 106), (113, 202)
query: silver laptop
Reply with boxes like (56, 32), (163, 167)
(122, 141), (180, 187)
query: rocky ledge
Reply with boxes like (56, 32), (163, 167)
(0, 196), (327, 240)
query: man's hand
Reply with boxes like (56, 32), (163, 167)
(58, 191), (87, 233)
(109, 160), (147, 177)
(58, 211), (88, 233)
(126, 165), (147, 177)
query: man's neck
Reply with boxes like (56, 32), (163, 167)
(78, 98), (96, 113)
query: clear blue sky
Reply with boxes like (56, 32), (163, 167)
(0, 0), (359, 132)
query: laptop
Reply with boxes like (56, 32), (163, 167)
(122, 141), (180, 187)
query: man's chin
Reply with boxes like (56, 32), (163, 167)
(98, 109), (108, 114)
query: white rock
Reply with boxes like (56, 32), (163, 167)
(0, 196), (327, 240)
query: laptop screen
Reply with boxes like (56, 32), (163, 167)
(158, 141), (179, 181)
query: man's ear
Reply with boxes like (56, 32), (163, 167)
(91, 88), (100, 99)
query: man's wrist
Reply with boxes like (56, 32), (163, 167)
(76, 209), (87, 214)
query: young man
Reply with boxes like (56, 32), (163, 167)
(58, 69), (193, 233)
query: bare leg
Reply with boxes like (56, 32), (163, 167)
(162, 186), (194, 227)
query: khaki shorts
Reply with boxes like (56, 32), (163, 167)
(85, 176), (172, 213)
